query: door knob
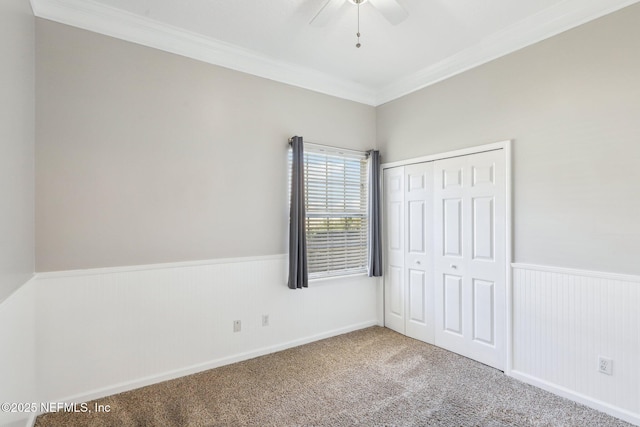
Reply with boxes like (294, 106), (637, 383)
(450, 264), (457, 269)
(416, 260), (421, 265)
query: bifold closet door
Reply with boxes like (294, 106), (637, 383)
(404, 162), (434, 343)
(383, 163), (434, 343)
(383, 166), (405, 335)
(433, 149), (506, 370)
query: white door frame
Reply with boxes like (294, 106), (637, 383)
(381, 140), (513, 375)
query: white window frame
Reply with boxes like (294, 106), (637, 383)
(289, 144), (369, 279)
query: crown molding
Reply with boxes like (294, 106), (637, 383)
(375, 0), (640, 105)
(31, 0), (639, 107)
(30, 0), (378, 106)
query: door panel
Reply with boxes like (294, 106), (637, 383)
(408, 269), (426, 322)
(443, 167), (463, 189)
(388, 266), (403, 317)
(472, 197), (494, 261)
(443, 274), (463, 334)
(472, 279), (495, 345)
(408, 201), (426, 254)
(384, 167), (405, 334)
(472, 163), (494, 187)
(443, 198), (463, 257)
(404, 163), (434, 343)
(434, 150), (505, 370)
(389, 201), (403, 251)
(408, 173), (425, 192)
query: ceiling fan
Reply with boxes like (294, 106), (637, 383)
(310, 0), (409, 28)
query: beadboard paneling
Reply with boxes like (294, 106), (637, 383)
(0, 279), (36, 427)
(35, 255), (379, 405)
(511, 264), (640, 425)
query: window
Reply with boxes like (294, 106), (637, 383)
(290, 146), (369, 279)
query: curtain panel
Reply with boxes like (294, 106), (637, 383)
(288, 136), (308, 289)
(367, 150), (383, 277)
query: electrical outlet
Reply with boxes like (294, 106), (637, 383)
(233, 320), (241, 333)
(598, 356), (613, 375)
(262, 314), (269, 327)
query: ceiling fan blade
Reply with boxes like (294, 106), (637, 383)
(368, 0), (408, 25)
(309, 0), (346, 27)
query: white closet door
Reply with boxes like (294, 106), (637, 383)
(404, 163), (434, 343)
(383, 167), (405, 334)
(434, 150), (506, 370)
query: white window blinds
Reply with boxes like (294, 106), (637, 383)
(290, 146), (369, 278)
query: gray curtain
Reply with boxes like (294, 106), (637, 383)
(288, 136), (308, 289)
(367, 150), (383, 277)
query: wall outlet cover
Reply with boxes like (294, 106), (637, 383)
(598, 356), (613, 375)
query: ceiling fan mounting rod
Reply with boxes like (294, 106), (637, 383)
(355, 0), (364, 48)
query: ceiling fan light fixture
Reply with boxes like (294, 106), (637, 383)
(309, 0), (407, 28)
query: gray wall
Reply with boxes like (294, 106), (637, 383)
(0, 0), (35, 302)
(377, 3), (640, 275)
(36, 20), (376, 272)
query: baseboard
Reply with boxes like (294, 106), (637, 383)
(509, 370), (640, 426)
(43, 320), (377, 412)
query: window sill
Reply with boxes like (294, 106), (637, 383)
(309, 272), (372, 286)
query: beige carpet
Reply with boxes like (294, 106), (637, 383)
(35, 327), (630, 426)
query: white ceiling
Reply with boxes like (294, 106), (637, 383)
(31, 0), (638, 105)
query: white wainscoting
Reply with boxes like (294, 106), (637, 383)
(0, 278), (36, 427)
(6, 260), (638, 426)
(511, 263), (640, 425)
(34, 255), (379, 410)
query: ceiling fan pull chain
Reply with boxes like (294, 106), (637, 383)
(356, 0), (362, 48)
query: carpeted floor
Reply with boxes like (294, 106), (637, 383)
(35, 326), (630, 426)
